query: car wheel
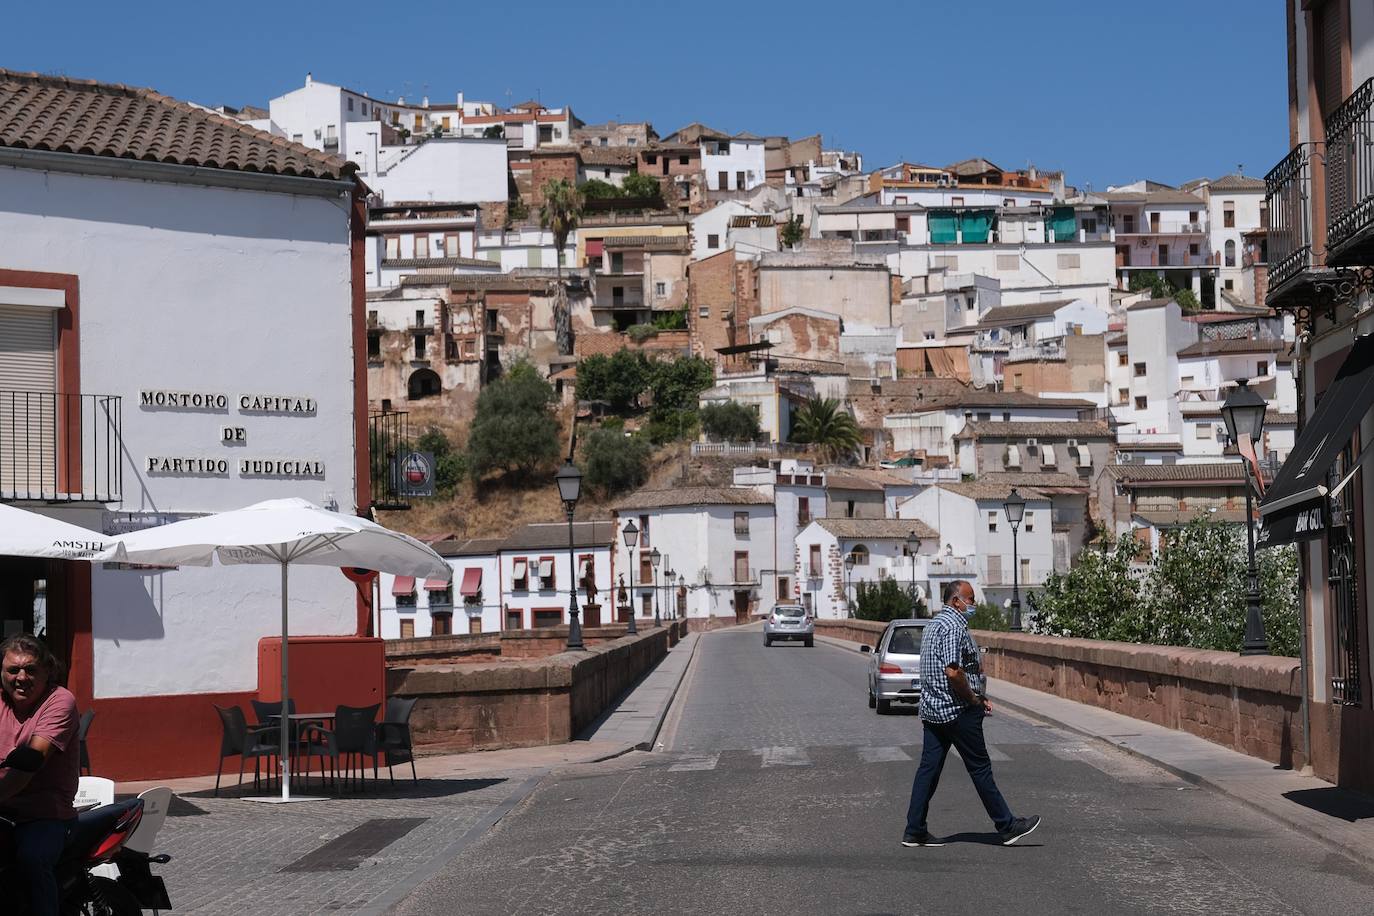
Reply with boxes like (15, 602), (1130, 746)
(804, 637), (814, 647)
(876, 699), (892, 715)
(764, 637), (771, 647)
(868, 690), (877, 709)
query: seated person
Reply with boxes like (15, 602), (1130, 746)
(0, 634), (80, 916)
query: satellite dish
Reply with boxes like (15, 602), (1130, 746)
(1003, 598), (1012, 609)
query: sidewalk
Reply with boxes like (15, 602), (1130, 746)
(115, 632), (699, 914)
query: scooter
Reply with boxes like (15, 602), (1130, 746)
(0, 746), (172, 914)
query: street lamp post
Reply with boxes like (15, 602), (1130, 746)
(906, 531), (921, 617)
(1004, 489), (1026, 632)
(555, 461), (584, 649)
(622, 520), (639, 636)
(650, 548), (662, 627)
(843, 553), (855, 618)
(1222, 378), (1270, 656)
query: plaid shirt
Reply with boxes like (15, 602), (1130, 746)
(918, 606), (986, 724)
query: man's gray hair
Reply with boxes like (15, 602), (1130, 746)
(0, 633), (65, 686)
(941, 580), (972, 605)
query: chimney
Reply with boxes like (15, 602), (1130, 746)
(422, 96), (430, 108)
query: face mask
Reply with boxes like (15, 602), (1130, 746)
(961, 603), (976, 621)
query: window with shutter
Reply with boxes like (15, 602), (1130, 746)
(1315, 1), (1346, 119)
(0, 305), (57, 496)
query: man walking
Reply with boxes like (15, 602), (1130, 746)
(903, 580), (1040, 847)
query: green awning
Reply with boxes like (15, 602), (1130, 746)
(929, 210), (958, 244)
(960, 210), (994, 244)
(1050, 207), (1077, 242)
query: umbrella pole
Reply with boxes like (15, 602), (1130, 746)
(280, 560), (290, 801)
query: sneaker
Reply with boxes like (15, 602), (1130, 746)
(999, 815), (1041, 846)
(900, 831), (945, 847)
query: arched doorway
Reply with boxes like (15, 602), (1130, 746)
(408, 368), (441, 400)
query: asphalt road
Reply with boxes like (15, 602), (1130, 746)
(394, 627), (1374, 916)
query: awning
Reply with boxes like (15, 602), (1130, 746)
(1260, 334), (1374, 545)
(1076, 445), (1092, 468)
(392, 575), (415, 596)
(538, 558), (554, 579)
(1041, 444), (1056, 467)
(585, 240), (605, 258)
(424, 577), (449, 590)
(512, 558), (527, 581)
(459, 567), (482, 596)
(1006, 444), (1020, 467)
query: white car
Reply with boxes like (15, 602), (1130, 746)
(862, 619), (929, 713)
(763, 604), (814, 647)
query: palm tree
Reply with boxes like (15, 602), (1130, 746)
(790, 397), (862, 464)
(540, 178), (584, 356)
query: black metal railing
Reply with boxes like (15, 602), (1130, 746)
(369, 409), (411, 511)
(1265, 142), (1321, 295)
(1326, 77), (1374, 260)
(0, 391), (121, 502)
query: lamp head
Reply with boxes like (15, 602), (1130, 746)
(650, 548), (661, 568)
(555, 461), (582, 508)
(622, 519), (639, 549)
(1221, 378), (1267, 444)
(1004, 488), (1026, 526)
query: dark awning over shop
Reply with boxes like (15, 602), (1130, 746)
(1260, 334), (1374, 546)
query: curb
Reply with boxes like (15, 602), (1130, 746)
(638, 632), (702, 751)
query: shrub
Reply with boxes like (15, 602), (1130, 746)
(581, 427), (651, 497)
(967, 601), (1010, 632)
(626, 323), (658, 343)
(853, 578), (927, 621)
(700, 401), (760, 442)
(466, 362), (560, 479)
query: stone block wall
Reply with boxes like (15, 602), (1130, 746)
(384, 622), (683, 754)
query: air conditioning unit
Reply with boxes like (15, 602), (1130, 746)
(1067, 438), (1078, 448)
(1026, 438), (1039, 448)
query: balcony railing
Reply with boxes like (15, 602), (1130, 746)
(0, 391), (122, 502)
(1265, 142), (1322, 297)
(1326, 77), (1374, 265)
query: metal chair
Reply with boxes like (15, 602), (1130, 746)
(212, 705), (279, 796)
(77, 709), (95, 776)
(298, 704), (380, 793)
(376, 697), (419, 783)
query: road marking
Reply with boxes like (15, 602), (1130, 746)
(759, 746), (811, 767)
(668, 755), (719, 772)
(951, 745), (1011, 762)
(857, 746), (912, 764)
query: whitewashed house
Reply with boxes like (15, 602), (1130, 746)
(796, 518), (939, 619)
(380, 538), (502, 639)
(0, 69), (369, 780)
(613, 488), (776, 626)
(496, 521), (618, 629)
(897, 482), (1054, 608)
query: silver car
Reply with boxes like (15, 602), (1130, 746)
(763, 604), (814, 647)
(862, 619), (929, 713)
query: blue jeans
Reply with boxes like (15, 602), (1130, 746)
(13, 818), (69, 916)
(905, 707), (1014, 835)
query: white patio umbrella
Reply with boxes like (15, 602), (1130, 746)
(0, 503), (125, 562)
(113, 497), (450, 802)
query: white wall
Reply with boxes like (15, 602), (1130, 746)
(702, 139), (767, 191)
(614, 503), (777, 620)
(0, 164), (360, 699)
(379, 555), (501, 637)
(497, 545), (614, 627)
(368, 139), (508, 204)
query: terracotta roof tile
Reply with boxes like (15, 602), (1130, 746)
(0, 69), (353, 181)
(954, 420), (1112, 439)
(813, 518), (939, 540)
(613, 487), (772, 510)
(1106, 462), (1248, 483)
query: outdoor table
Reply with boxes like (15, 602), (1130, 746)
(267, 713), (336, 788)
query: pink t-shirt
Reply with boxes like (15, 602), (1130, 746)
(0, 685), (80, 823)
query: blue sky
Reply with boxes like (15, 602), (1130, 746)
(1, 0), (1285, 191)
